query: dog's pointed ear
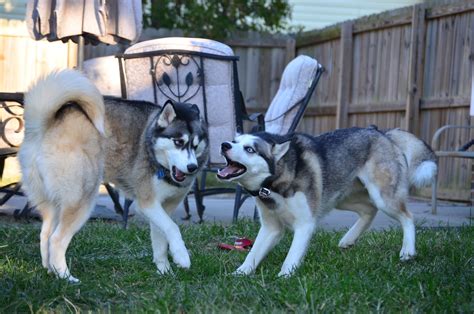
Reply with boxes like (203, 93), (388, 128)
(191, 104), (200, 116)
(158, 100), (177, 127)
(272, 141), (291, 161)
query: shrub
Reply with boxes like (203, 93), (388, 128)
(143, 0), (293, 39)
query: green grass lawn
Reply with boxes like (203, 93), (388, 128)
(0, 218), (472, 312)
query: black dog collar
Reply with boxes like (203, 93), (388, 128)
(244, 176), (274, 199)
(245, 187), (271, 198)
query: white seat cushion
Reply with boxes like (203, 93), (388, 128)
(265, 55), (320, 135)
(125, 37), (234, 56)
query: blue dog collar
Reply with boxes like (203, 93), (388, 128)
(156, 168), (166, 179)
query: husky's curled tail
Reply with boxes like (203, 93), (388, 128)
(385, 128), (437, 188)
(23, 69), (105, 138)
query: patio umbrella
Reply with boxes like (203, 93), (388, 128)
(25, 0), (143, 68)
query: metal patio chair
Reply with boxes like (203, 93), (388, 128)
(232, 55), (324, 221)
(430, 125), (474, 214)
(116, 37), (246, 222)
(0, 92), (31, 218)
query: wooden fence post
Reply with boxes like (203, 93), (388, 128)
(285, 37), (296, 65)
(405, 4), (426, 135)
(336, 21), (353, 129)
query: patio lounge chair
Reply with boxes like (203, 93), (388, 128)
(232, 55), (324, 221)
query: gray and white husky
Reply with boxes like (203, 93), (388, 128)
(19, 70), (209, 282)
(218, 127), (437, 277)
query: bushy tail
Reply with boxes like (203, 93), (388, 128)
(410, 160), (437, 188)
(384, 128), (437, 188)
(24, 69), (105, 137)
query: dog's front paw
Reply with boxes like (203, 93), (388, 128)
(65, 275), (80, 284)
(277, 271), (292, 278)
(399, 250), (416, 261)
(171, 248), (191, 269)
(338, 239), (355, 249)
(55, 271), (80, 284)
(155, 260), (173, 275)
(278, 264), (297, 278)
(233, 264), (254, 276)
(50, 265), (80, 283)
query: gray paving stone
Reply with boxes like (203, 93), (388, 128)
(1, 192), (471, 230)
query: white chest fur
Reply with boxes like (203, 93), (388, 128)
(256, 191), (315, 230)
(152, 177), (192, 211)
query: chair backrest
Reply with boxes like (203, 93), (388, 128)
(118, 37), (244, 166)
(264, 55), (323, 135)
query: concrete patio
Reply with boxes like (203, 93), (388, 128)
(0, 190), (472, 230)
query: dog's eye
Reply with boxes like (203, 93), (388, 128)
(244, 146), (255, 154)
(173, 139), (185, 147)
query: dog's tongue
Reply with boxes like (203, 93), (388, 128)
(174, 168), (186, 181)
(218, 165), (240, 177)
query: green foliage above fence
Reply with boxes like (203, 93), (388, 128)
(142, 0), (293, 39)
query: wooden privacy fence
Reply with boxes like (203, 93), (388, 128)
(295, 0), (473, 201)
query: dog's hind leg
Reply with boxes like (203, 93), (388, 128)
(45, 156), (101, 282)
(20, 159), (59, 270)
(48, 198), (96, 283)
(375, 197), (415, 261)
(337, 199), (377, 248)
(394, 202), (416, 261)
(38, 203), (59, 270)
(150, 222), (172, 275)
(359, 165), (415, 261)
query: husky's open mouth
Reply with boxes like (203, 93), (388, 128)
(217, 155), (247, 180)
(172, 166), (186, 182)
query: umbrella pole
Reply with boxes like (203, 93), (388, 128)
(77, 36), (84, 71)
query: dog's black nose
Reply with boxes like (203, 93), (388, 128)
(221, 142), (232, 152)
(187, 163), (198, 173)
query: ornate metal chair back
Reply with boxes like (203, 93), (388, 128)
(117, 37), (245, 167)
